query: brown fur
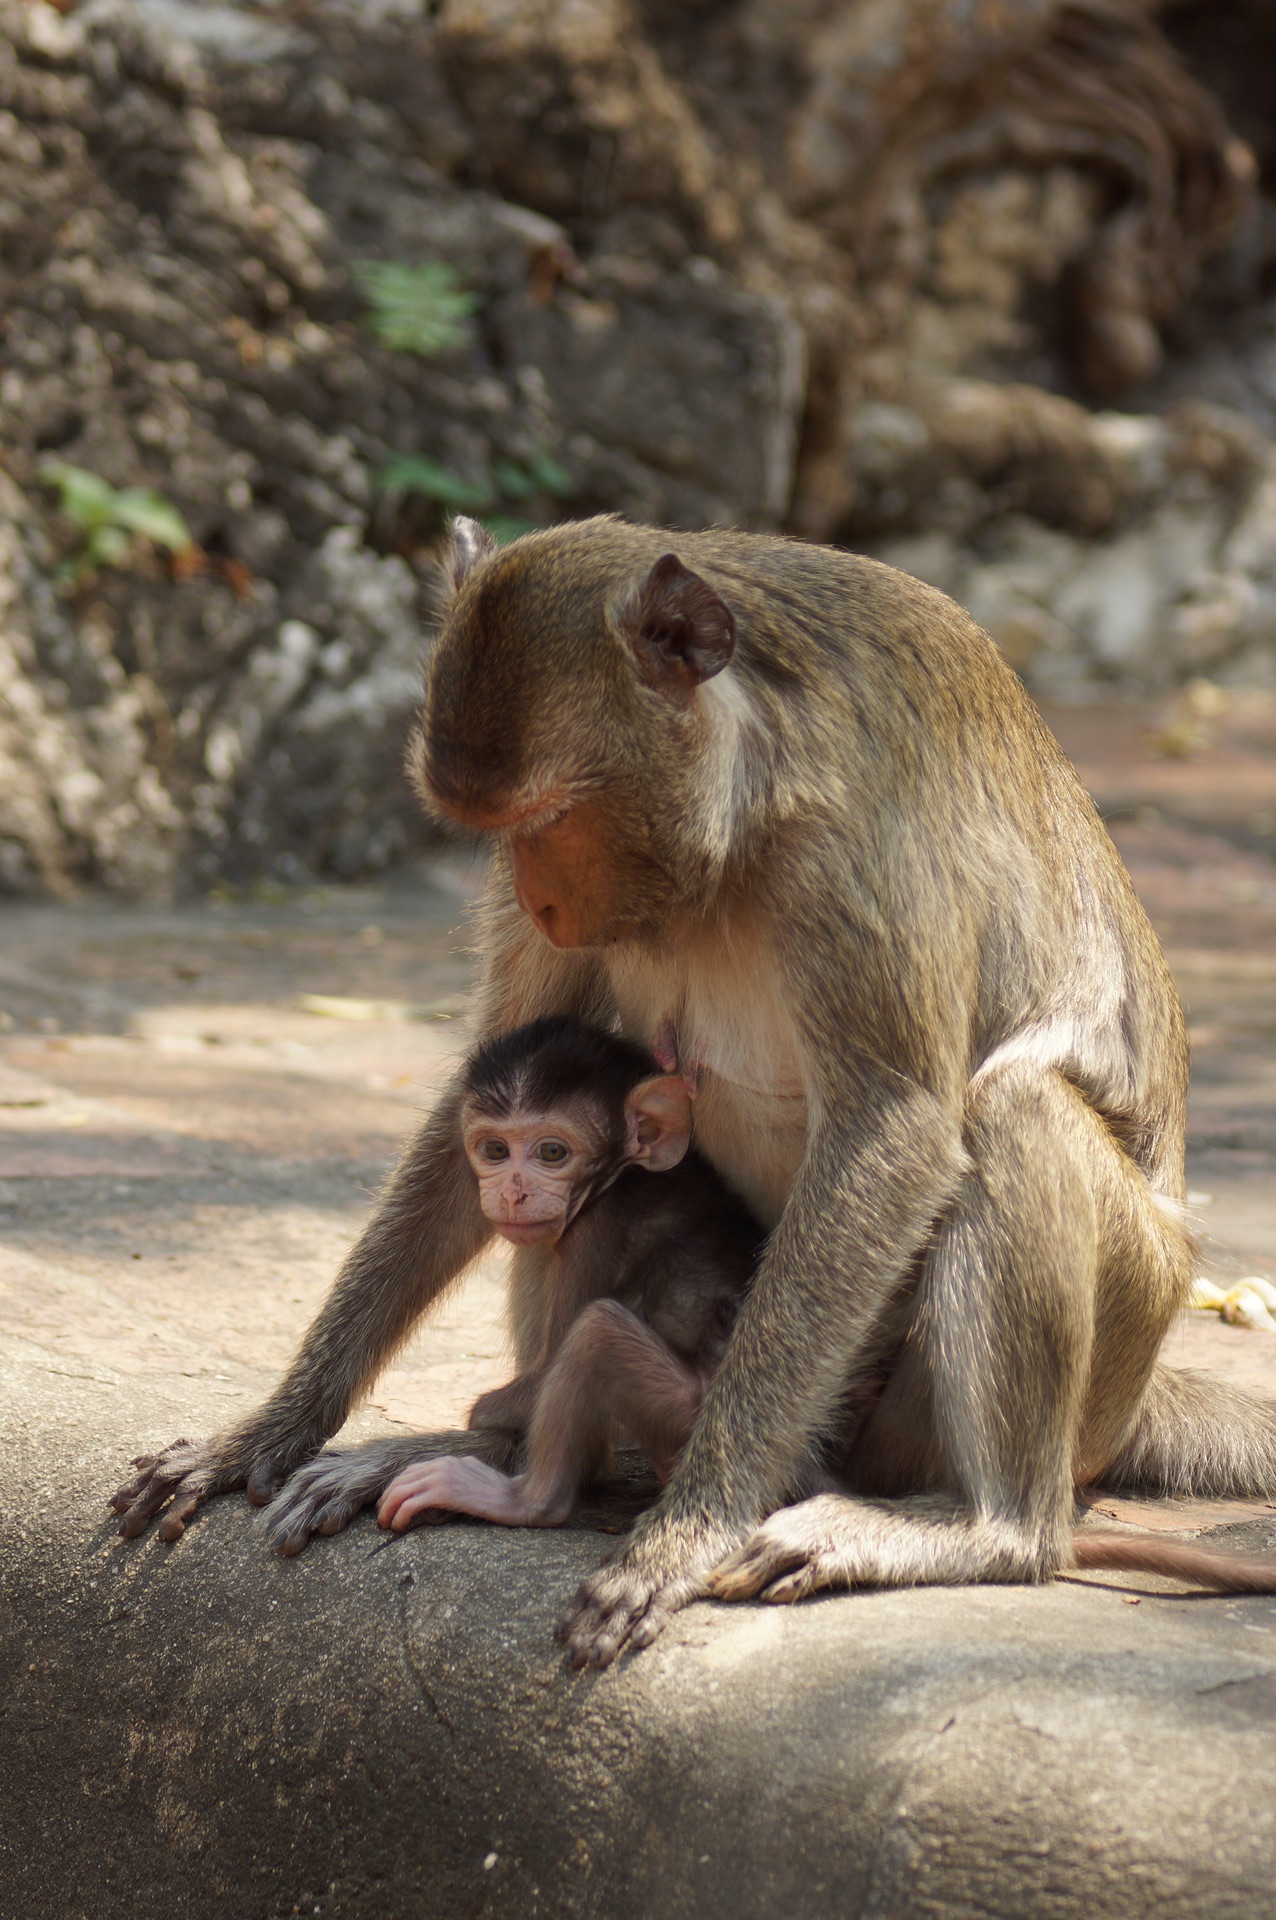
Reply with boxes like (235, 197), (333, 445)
(111, 516), (1276, 1661)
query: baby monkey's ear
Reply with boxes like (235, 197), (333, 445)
(624, 1073), (696, 1172)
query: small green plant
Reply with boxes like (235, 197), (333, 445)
(375, 446), (575, 545)
(492, 451), (574, 501)
(353, 260), (478, 358)
(38, 462), (194, 580)
(375, 455), (494, 513)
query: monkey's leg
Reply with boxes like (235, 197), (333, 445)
(467, 1371), (543, 1439)
(262, 1430), (519, 1557)
(379, 1305), (704, 1532)
(520, 1300), (704, 1508)
(712, 1062), (1175, 1604)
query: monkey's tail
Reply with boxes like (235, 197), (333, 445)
(1070, 1530), (1276, 1593)
(1106, 1362), (1276, 1499)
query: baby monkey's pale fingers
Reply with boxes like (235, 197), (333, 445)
(379, 1456), (538, 1529)
(377, 1463), (455, 1530)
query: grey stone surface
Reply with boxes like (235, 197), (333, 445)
(4, 1344), (1276, 1920)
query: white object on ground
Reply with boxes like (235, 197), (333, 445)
(1190, 1276), (1276, 1331)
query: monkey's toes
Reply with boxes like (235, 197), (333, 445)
(761, 1567), (822, 1603)
(708, 1539), (806, 1601)
(156, 1489), (204, 1542)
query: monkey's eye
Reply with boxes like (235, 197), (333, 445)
(480, 1139), (510, 1162)
(536, 1140), (570, 1165)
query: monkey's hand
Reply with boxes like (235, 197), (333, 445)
(109, 1435), (254, 1542)
(263, 1432), (518, 1557)
(556, 1514), (738, 1668)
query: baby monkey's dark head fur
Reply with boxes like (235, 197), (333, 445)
(466, 1017), (660, 1125)
(460, 1016), (696, 1249)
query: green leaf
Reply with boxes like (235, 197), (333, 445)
(109, 488), (192, 551)
(38, 462), (119, 532)
(375, 455), (495, 510)
(353, 260), (478, 358)
(85, 525), (132, 568)
(492, 453), (576, 503)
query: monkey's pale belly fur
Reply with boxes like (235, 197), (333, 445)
(606, 937), (809, 1228)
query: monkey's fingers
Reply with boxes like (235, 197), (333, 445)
(557, 1564), (700, 1668)
(156, 1487), (206, 1543)
(263, 1455), (375, 1555)
(110, 1438), (214, 1539)
(626, 1577), (702, 1651)
(109, 1468), (156, 1515)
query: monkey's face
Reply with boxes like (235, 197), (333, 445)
(508, 796), (676, 949)
(462, 1102), (609, 1245)
(462, 1071), (694, 1243)
(417, 521), (738, 947)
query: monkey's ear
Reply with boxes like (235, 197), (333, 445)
(615, 553), (735, 700)
(624, 1073), (695, 1172)
(445, 516), (498, 595)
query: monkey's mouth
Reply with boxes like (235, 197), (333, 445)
(496, 1218), (564, 1246)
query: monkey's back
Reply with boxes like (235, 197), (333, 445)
(601, 1152), (765, 1371)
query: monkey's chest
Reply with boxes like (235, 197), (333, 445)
(607, 950), (809, 1229)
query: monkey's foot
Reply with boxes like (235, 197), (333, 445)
(707, 1497), (858, 1603)
(557, 1527), (732, 1668)
(109, 1436), (244, 1542)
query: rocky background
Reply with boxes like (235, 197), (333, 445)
(3, 0), (1276, 897)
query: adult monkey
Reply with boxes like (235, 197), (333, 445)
(113, 516), (1276, 1666)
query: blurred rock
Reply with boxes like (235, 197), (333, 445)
(0, 0), (802, 896)
(3, 0), (1276, 892)
(868, 393), (1276, 694)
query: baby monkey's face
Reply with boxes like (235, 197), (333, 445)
(462, 1099), (609, 1246)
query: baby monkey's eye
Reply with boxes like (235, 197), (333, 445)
(480, 1139), (510, 1162)
(536, 1140), (569, 1164)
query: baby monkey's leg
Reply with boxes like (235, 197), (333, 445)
(524, 1299), (706, 1495)
(378, 1302), (705, 1530)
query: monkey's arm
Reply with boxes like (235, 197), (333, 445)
(112, 890), (612, 1541)
(558, 1052), (968, 1665)
(110, 1089), (490, 1539)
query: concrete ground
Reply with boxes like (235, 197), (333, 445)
(3, 693), (1276, 1918)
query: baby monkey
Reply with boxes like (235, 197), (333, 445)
(377, 1016), (765, 1534)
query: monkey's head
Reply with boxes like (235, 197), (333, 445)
(460, 1016), (695, 1246)
(413, 516), (740, 948)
